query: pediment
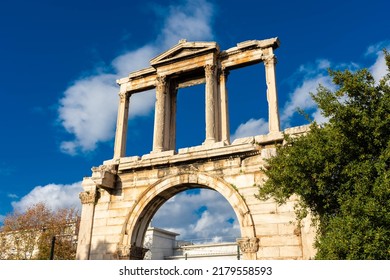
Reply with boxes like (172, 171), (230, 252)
(150, 40), (219, 66)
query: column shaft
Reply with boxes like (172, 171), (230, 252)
(219, 69), (230, 144)
(204, 64), (217, 145)
(264, 51), (281, 133)
(76, 181), (98, 260)
(168, 85), (177, 150)
(113, 87), (130, 159)
(152, 75), (168, 152)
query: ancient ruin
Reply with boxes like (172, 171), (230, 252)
(76, 38), (316, 260)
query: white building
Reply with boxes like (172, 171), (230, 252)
(143, 227), (241, 260)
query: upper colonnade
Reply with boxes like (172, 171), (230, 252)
(113, 38), (281, 159)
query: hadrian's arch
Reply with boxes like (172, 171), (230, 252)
(76, 38), (317, 260)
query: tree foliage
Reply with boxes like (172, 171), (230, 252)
(258, 51), (390, 259)
(0, 203), (79, 260)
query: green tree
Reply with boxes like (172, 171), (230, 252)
(0, 203), (79, 260)
(258, 51), (390, 259)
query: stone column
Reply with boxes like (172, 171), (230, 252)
(152, 75), (168, 153)
(264, 51), (281, 134)
(76, 180), (99, 260)
(219, 68), (230, 144)
(168, 85), (177, 151)
(204, 64), (217, 145)
(113, 85), (130, 159)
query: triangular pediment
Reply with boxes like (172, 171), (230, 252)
(150, 40), (219, 66)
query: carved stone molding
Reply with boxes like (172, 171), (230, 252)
(91, 165), (117, 189)
(92, 164), (117, 175)
(79, 190), (99, 205)
(237, 237), (260, 253)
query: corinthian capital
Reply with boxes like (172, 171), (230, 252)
(263, 54), (277, 67)
(118, 92), (128, 102)
(237, 237), (259, 253)
(79, 190), (99, 204)
(156, 75), (167, 92)
(204, 64), (216, 77)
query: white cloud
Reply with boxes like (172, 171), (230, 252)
(152, 189), (240, 243)
(7, 193), (18, 199)
(58, 0), (215, 155)
(231, 118), (268, 141)
(282, 74), (333, 126)
(11, 182), (82, 213)
(59, 74), (118, 155)
(111, 45), (157, 76)
(281, 59), (336, 127)
(160, 0), (214, 48)
(367, 42), (390, 83)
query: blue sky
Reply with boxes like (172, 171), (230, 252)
(1, 0), (389, 241)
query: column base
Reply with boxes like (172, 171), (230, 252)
(202, 138), (216, 146)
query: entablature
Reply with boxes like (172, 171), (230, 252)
(116, 37), (280, 95)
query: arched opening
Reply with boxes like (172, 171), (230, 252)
(144, 188), (240, 260)
(118, 173), (256, 260)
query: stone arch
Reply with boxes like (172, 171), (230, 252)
(117, 172), (256, 259)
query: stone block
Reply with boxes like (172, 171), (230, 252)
(279, 246), (302, 258)
(93, 218), (107, 227)
(284, 125), (310, 136)
(278, 223), (299, 235)
(142, 150), (176, 160)
(255, 133), (283, 145)
(231, 137), (254, 145)
(106, 216), (126, 226)
(105, 235), (121, 244)
(248, 201), (277, 214)
(94, 202), (109, 211)
(233, 174), (255, 188)
(254, 223), (278, 235)
(107, 208), (129, 218)
(259, 246), (280, 258)
(276, 201), (296, 213)
(260, 235), (301, 247)
(260, 148), (277, 159)
(109, 200), (135, 210)
(119, 156), (140, 164)
(253, 212), (295, 224)
(103, 253), (114, 260)
(94, 209), (110, 219)
(91, 234), (106, 243)
(92, 225), (123, 236)
(89, 253), (104, 260)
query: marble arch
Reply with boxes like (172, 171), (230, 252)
(76, 38), (316, 260)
